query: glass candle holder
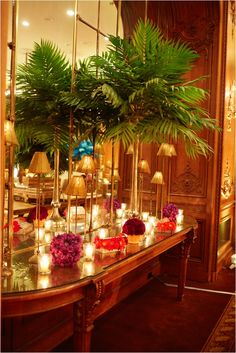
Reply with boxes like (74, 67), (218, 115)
(99, 228), (108, 239)
(142, 212), (149, 221)
(84, 242), (95, 261)
(121, 203), (127, 211)
(178, 209), (184, 216)
(38, 254), (51, 274)
(176, 214), (184, 225)
(116, 208), (123, 218)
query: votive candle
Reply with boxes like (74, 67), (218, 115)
(38, 254), (51, 274)
(84, 242), (95, 261)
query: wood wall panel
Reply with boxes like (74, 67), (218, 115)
(118, 1), (234, 282)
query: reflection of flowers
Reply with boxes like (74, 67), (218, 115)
(122, 218), (146, 235)
(73, 140), (93, 160)
(94, 234), (128, 251)
(28, 206), (48, 221)
(50, 233), (83, 267)
(103, 198), (121, 212)
(4, 219), (22, 233)
(163, 203), (179, 221)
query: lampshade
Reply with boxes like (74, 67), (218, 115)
(157, 143), (177, 157)
(138, 159), (151, 174)
(77, 155), (96, 174)
(126, 144), (134, 154)
(113, 169), (121, 181)
(65, 175), (86, 196)
(28, 152), (51, 174)
(151, 171), (164, 184)
(4, 120), (19, 146)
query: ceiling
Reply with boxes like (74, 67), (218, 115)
(7, 0), (123, 68)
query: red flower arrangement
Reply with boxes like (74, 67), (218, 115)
(50, 233), (83, 267)
(122, 217), (146, 235)
(156, 220), (176, 232)
(28, 206), (48, 221)
(94, 233), (128, 251)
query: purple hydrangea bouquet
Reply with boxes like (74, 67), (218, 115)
(162, 203), (179, 222)
(50, 233), (83, 267)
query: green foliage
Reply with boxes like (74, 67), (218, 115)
(67, 18), (219, 158)
(15, 40), (73, 166)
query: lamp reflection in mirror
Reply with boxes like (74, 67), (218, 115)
(28, 152), (51, 263)
(157, 143), (176, 204)
(151, 171), (164, 218)
(138, 159), (151, 214)
(65, 175), (86, 234)
(77, 155), (95, 238)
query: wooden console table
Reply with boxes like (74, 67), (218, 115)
(1, 217), (197, 352)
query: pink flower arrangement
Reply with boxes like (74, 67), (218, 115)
(163, 203), (179, 222)
(122, 217), (146, 235)
(28, 206), (48, 221)
(50, 233), (83, 267)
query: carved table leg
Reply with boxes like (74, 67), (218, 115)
(177, 228), (197, 301)
(73, 280), (105, 352)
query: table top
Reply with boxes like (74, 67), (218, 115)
(1, 217), (197, 297)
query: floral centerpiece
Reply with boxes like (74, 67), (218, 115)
(94, 233), (128, 252)
(156, 218), (176, 232)
(163, 203), (179, 222)
(50, 233), (83, 267)
(122, 217), (146, 244)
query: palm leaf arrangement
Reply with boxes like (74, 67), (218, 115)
(15, 40), (73, 167)
(69, 19), (219, 159)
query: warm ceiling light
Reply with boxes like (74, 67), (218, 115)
(22, 20), (30, 27)
(67, 9), (75, 17)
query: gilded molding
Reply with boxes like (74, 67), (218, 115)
(172, 163), (203, 196)
(230, 0), (235, 37)
(221, 160), (233, 199)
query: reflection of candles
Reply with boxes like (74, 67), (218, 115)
(38, 254), (51, 274)
(35, 228), (45, 242)
(178, 209), (184, 216)
(116, 208), (123, 218)
(84, 243), (95, 261)
(144, 221), (152, 234)
(99, 228), (107, 239)
(92, 205), (100, 218)
(44, 220), (52, 231)
(142, 212), (149, 221)
(38, 276), (49, 289)
(44, 233), (51, 243)
(121, 203), (127, 211)
(176, 214), (184, 225)
(148, 216), (156, 225)
(82, 262), (95, 276)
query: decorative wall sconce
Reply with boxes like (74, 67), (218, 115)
(4, 119), (19, 146)
(226, 82), (236, 132)
(221, 159), (232, 199)
(151, 171), (164, 218)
